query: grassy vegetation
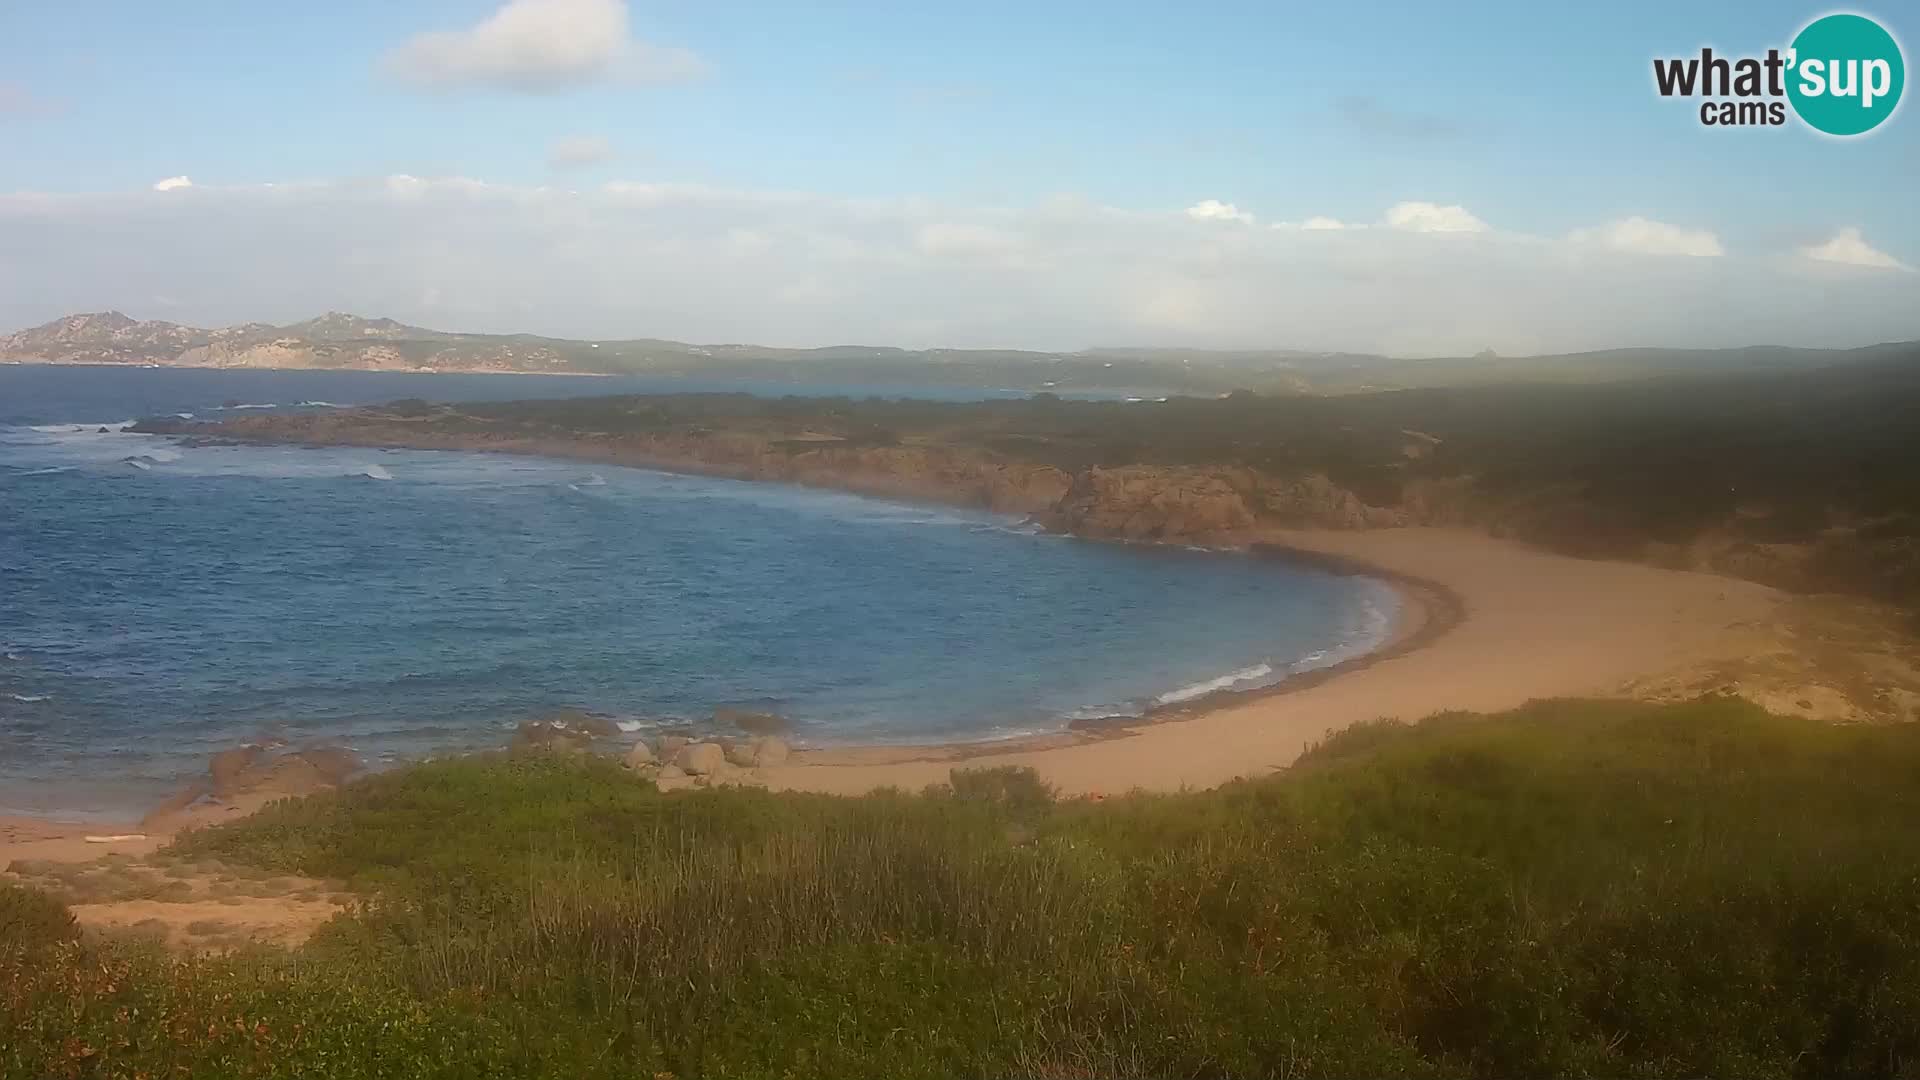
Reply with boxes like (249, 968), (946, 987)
(8, 696), (1920, 1078)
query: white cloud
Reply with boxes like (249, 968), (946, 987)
(1569, 216), (1722, 257)
(383, 0), (702, 92)
(1801, 227), (1911, 272)
(1185, 199), (1254, 225)
(915, 222), (1022, 257)
(548, 134), (614, 169)
(151, 176), (193, 192)
(3, 178), (1917, 354)
(725, 228), (773, 255)
(1269, 216), (1356, 232)
(1385, 201), (1487, 234)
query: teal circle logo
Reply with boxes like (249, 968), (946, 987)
(1787, 13), (1905, 136)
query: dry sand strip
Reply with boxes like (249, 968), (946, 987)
(756, 527), (1781, 797)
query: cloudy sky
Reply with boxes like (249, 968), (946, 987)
(1, 0), (1915, 355)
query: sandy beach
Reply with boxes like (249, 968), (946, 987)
(754, 526), (1782, 796)
(1, 525), (1788, 860)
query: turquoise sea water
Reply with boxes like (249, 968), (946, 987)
(0, 367), (1396, 818)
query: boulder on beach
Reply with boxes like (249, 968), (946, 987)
(715, 707), (790, 736)
(754, 736), (791, 767)
(675, 742), (727, 775)
(657, 734), (692, 759)
(724, 736), (791, 768)
(622, 741), (656, 769)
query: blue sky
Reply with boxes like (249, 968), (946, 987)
(1, 1), (1914, 353)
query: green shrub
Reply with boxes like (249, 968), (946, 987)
(11, 698), (1920, 1077)
(0, 883), (76, 954)
(947, 764), (1055, 818)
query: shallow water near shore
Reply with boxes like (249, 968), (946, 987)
(0, 367), (1396, 818)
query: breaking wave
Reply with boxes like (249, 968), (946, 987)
(1154, 662), (1277, 706)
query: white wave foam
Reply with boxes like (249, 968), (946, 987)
(615, 719), (645, 733)
(1280, 584), (1401, 678)
(358, 464), (394, 481)
(137, 446), (182, 462)
(1155, 662), (1275, 706)
(6, 693), (48, 703)
(28, 420), (135, 433)
(123, 458), (152, 471)
(215, 403), (278, 411)
(296, 401), (345, 408)
(175, 412), (195, 419)
(1061, 702), (1143, 722)
(10, 466), (72, 476)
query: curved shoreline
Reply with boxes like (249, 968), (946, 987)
(2, 427), (1781, 839)
(796, 543), (1463, 771)
(1, 535), (1453, 853)
(751, 526), (1780, 796)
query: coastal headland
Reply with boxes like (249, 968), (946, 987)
(102, 389), (1919, 802)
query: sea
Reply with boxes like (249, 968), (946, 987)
(0, 365), (1399, 818)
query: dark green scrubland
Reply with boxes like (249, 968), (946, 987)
(448, 349), (1920, 608)
(8, 697), (1920, 1078)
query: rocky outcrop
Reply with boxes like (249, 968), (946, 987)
(750, 736), (790, 767)
(1037, 466), (1255, 541)
(1036, 467), (1454, 540)
(716, 708), (790, 736)
(723, 736), (790, 768)
(142, 745), (364, 831)
(207, 746), (264, 798)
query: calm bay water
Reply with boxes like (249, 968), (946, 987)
(0, 366), (1396, 818)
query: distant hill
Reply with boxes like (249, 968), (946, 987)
(4, 310), (1912, 395)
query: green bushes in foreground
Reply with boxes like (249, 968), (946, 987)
(7, 696), (1920, 1078)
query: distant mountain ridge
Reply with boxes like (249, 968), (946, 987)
(3, 310), (1912, 394)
